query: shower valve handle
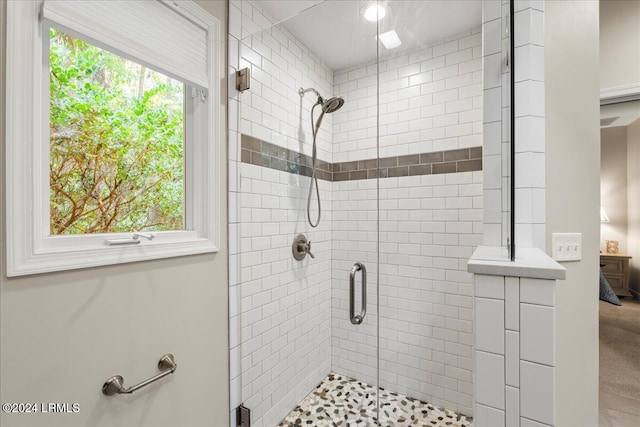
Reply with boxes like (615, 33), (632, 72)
(302, 241), (315, 259)
(292, 234), (314, 261)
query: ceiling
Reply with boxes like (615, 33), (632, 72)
(600, 100), (640, 129)
(256, 0), (482, 71)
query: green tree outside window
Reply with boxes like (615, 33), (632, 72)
(49, 29), (185, 235)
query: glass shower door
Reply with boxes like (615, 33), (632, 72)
(230, 1), (482, 426)
(230, 1), (380, 426)
(375, 1), (480, 423)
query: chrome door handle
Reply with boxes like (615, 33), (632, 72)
(102, 354), (177, 396)
(349, 262), (366, 325)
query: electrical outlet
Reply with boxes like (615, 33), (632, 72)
(552, 233), (582, 261)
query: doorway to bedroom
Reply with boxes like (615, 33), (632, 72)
(598, 2), (640, 426)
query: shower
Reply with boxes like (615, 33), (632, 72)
(299, 87), (344, 227)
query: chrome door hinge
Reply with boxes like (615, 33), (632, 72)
(236, 405), (251, 427)
(236, 68), (250, 92)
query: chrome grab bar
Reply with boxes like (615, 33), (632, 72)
(349, 262), (366, 325)
(102, 354), (177, 396)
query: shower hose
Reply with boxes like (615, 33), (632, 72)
(307, 103), (321, 228)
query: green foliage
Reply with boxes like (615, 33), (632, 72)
(49, 29), (184, 234)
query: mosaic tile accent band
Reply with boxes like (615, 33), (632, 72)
(278, 372), (473, 427)
(241, 134), (482, 181)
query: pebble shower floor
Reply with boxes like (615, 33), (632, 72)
(277, 373), (472, 427)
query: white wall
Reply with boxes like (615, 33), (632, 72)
(600, 126), (628, 253)
(0, 2), (229, 426)
(600, 0), (640, 90)
(628, 117), (640, 295)
(545, 1), (600, 426)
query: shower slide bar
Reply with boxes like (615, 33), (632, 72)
(102, 354), (177, 396)
(349, 262), (367, 325)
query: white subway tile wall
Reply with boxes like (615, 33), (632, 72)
(238, 162), (333, 427)
(331, 29), (483, 415)
(230, 0), (484, 424)
(229, 2), (335, 426)
(332, 29), (483, 163)
(235, 2), (335, 165)
(331, 171), (483, 415)
(515, 1), (547, 249)
(473, 274), (557, 427)
(331, 177), (380, 387)
(482, 0), (545, 249)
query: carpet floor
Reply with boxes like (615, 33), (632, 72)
(599, 298), (640, 426)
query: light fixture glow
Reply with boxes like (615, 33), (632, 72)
(364, 4), (386, 22)
(377, 30), (402, 50)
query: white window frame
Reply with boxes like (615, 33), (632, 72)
(6, 1), (222, 276)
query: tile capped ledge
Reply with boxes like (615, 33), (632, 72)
(467, 246), (566, 280)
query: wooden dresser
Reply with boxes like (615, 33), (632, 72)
(600, 253), (633, 298)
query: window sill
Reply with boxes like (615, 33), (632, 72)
(8, 234), (219, 277)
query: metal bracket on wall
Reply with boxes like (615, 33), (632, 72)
(236, 68), (250, 92)
(236, 405), (251, 427)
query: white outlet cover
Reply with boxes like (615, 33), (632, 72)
(552, 233), (582, 262)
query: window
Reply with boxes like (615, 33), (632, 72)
(49, 29), (186, 235)
(6, 1), (222, 276)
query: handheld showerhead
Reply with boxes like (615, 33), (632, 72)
(300, 88), (344, 113)
(321, 96), (344, 114)
(315, 96), (344, 129)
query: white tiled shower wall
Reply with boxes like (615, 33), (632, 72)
(332, 29), (483, 162)
(331, 29), (483, 415)
(513, 1), (545, 249)
(332, 172), (482, 415)
(230, 0), (483, 424)
(236, 162), (333, 427)
(233, 0), (335, 164)
(228, 1), (335, 426)
(482, 0), (545, 248)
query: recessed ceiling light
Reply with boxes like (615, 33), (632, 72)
(364, 4), (387, 22)
(377, 30), (402, 49)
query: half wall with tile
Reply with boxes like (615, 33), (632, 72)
(474, 274), (558, 427)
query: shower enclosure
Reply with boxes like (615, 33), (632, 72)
(228, 1), (510, 425)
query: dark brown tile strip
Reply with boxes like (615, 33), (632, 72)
(350, 170), (367, 180)
(240, 134), (482, 181)
(379, 157), (398, 168)
(444, 148), (470, 162)
(388, 166), (409, 177)
(420, 152), (444, 164)
(242, 135), (262, 152)
(432, 162), (457, 174)
(457, 159), (482, 173)
(470, 146), (482, 160)
(241, 134), (327, 180)
(409, 164), (431, 176)
(398, 154), (420, 166)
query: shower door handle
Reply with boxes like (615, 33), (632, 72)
(349, 262), (366, 325)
